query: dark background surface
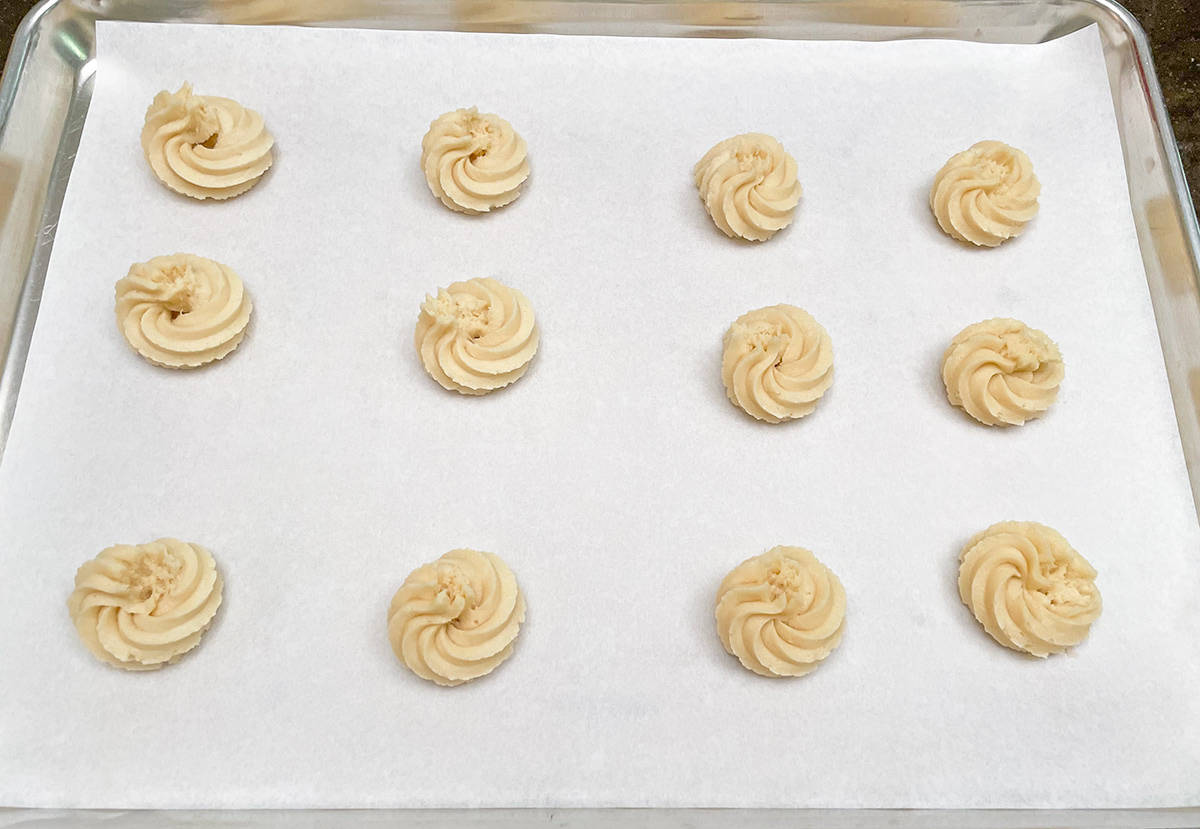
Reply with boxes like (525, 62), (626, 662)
(0, 0), (1197, 208)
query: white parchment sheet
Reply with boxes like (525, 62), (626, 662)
(1, 21), (1198, 809)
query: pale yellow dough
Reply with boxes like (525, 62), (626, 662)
(388, 548), (526, 686)
(67, 538), (224, 671)
(693, 133), (801, 241)
(421, 107), (530, 213)
(115, 253), (253, 369)
(942, 318), (1062, 426)
(929, 140), (1039, 247)
(414, 276), (539, 395)
(141, 83), (274, 200)
(959, 522), (1101, 657)
(715, 546), (846, 678)
(721, 304), (833, 423)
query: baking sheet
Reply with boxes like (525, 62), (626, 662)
(1, 20), (1199, 809)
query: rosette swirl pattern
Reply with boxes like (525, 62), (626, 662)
(115, 253), (253, 369)
(388, 548), (526, 686)
(929, 140), (1040, 247)
(66, 538), (224, 671)
(414, 277), (539, 395)
(141, 82), (274, 200)
(721, 304), (834, 423)
(941, 318), (1063, 427)
(958, 522), (1101, 657)
(421, 107), (530, 213)
(693, 133), (801, 242)
(715, 546), (846, 678)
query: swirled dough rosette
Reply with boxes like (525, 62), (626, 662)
(421, 107), (530, 213)
(715, 546), (846, 678)
(929, 140), (1040, 247)
(414, 276), (539, 395)
(958, 522), (1101, 657)
(693, 133), (801, 241)
(721, 304), (833, 423)
(388, 548), (526, 686)
(942, 318), (1062, 426)
(115, 253), (253, 369)
(141, 82), (274, 200)
(66, 538), (224, 671)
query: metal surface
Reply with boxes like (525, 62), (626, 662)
(3, 808), (1200, 828)
(0, 0), (1197, 822)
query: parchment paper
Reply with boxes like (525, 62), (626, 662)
(1, 21), (1198, 809)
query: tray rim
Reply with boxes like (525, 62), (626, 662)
(0, 0), (1198, 822)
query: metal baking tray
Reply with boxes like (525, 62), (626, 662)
(1, 0), (1198, 825)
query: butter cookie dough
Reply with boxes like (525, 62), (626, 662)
(721, 304), (833, 422)
(715, 545), (846, 678)
(415, 276), (538, 395)
(421, 107), (530, 213)
(67, 538), (224, 671)
(115, 253), (252, 368)
(388, 548), (526, 686)
(942, 318), (1062, 426)
(693, 133), (801, 241)
(959, 521), (1101, 657)
(929, 140), (1039, 247)
(141, 82), (274, 200)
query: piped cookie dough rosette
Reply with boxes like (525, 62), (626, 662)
(387, 548), (526, 686)
(929, 140), (1039, 247)
(941, 318), (1062, 426)
(141, 82), (274, 200)
(721, 304), (833, 422)
(715, 546), (846, 678)
(958, 522), (1101, 657)
(421, 107), (530, 213)
(115, 253), (253, 369)
(414, 276), (539, 395)
(693, 133), (801, 241)
(67, 538), (224, 671)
